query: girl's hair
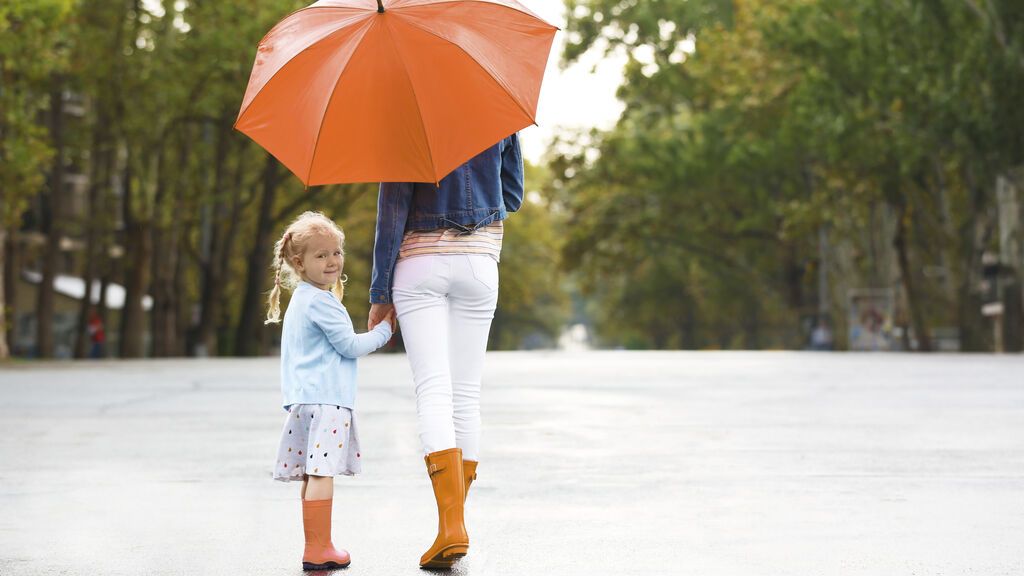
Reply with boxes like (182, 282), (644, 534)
(265, 211), (347, 325)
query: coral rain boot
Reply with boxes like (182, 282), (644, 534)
(419, 448), (469, 568)
(302, 498), (351, 570)
(463, 460), (478, 502)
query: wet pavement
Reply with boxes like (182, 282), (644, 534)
(1, 351), (1023, 575)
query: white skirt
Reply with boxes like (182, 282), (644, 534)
(273, 404), (362, 482)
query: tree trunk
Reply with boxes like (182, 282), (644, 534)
(121, 221), (151, 358)
(73, 121), (111, 358)
(996, 170), (1023, 351)
(3, 228), (16, 356)
(173, 224), (189, 357)
(893, 201), (933, 352)
(957, 163), (997, 351)
(235, 156), (279, 356)
(0, 227), (8, 359)
(37, 77), (66, 358)
(150, 132), (187, 357)
(195, 119), (233, 356)
(679, 288), (697, 349)
(213, 156), (252, 353)
(97, 273), (111, 358)
(149, 207), (173, 355)
(119, 148), (150, 358)
(744, 298), (761, 349)
(73, 0), (130, 358)
(932, 157), (959, 308)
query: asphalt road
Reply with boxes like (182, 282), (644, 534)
(1, 351), (1022, 575)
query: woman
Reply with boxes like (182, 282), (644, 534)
(367, 133), (524, 568)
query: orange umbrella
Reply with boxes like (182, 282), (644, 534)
(235, 0), (558, 186)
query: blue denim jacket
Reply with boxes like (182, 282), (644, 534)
(370, 133), (524, 304)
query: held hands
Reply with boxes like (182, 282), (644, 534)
(369, 303), (397, 337)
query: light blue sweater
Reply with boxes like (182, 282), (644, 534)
(279, 281), (392, 411)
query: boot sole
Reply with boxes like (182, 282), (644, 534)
(420, 545), (469, 569)
(302, 560), (351, 570)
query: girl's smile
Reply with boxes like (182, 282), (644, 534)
(295, 233), (344, 290)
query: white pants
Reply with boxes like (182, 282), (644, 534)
(392, 254), (499, 462)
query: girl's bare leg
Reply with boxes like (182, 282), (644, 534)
(301, 475), (308, 500)
(304, 475), (334, 500)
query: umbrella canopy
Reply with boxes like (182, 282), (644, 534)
(235, 0), (558, 186)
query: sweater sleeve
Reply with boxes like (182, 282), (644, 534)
(309, 291), (392, 358)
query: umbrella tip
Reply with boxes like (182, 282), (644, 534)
(377, 0), (384, 13)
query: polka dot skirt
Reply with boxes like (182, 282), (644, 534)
(273, 404), (362, 482)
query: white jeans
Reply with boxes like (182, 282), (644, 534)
(392, 254), (499, 462)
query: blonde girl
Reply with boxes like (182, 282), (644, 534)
(266, 211), (395, 570)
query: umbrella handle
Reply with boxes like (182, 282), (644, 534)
(377, 0), (384, 12)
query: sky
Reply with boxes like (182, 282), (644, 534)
(515, 0), (626, 163)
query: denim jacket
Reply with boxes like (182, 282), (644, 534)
(370, 133), (524, 304)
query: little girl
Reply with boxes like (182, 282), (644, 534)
(265, 211), (395, 570)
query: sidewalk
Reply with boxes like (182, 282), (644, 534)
(1, 351), (1022, 575)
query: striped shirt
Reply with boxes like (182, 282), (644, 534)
(398, 221), (504, 262)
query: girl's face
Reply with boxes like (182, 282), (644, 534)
(293, 232), (343, 290)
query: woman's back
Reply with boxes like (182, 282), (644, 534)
(371, 133), (524, 305)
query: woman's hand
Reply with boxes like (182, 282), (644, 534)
(369, 303), (396, 333)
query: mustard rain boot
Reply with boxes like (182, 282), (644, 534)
(463, 460), (478, 502)
(419, 448), (469, 568)
(302, 498), (351, 570)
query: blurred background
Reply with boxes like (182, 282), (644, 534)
(1, 0), (1023, 359)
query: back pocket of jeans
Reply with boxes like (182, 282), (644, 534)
(394, 256), (435, 291)
(468, 255), (498, 292)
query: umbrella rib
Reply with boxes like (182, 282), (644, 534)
(381, 18), (440, 183)
(396, 14), (541, 126)
(304, 17), (379, 185)
(236, 8), (372, 126)
(251, 5), (370, 51)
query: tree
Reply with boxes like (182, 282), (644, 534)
(0, 0), (73, 359)
(489, 162), (571, 350)
(556, 0), (1024, 350)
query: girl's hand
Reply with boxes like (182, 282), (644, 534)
(368, 303), (394, 330)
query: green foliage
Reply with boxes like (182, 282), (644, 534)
(490, 162), (571, 349)
(0, 0), (74, 227)
(3, 0), (571, 354)
(557, 0), (1024, 349)
(12, 0), (1021, 353)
